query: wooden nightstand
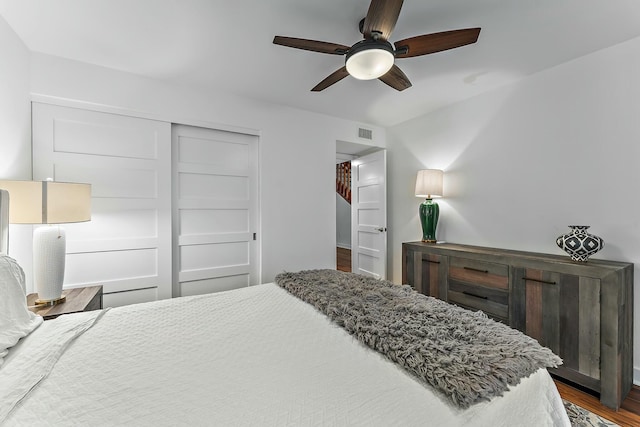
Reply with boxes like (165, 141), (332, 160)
(27, 285), (103, 320)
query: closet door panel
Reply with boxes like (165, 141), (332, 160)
(51, 109), (161, 159)
(54, 161), (158, 200)
(32, 102), (172, 306)
(173, 124), (259, 297)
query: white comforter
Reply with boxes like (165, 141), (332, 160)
(0, 283), (570, 426)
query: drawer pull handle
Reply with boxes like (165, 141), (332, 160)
(463, 266), (489, 274)
(522, 277), (557, 285)
(462, 291), (488, 300)
(426, 260), (441, 264)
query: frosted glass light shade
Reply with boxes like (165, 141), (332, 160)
(345, 40), (395, 81)
(415, 169), (444, 198)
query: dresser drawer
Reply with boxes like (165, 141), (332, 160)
(448, 257), (509, 322)
(448, 281), (509, 322)
(448, 257), (509, 290)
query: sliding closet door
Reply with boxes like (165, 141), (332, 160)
(172, 124), (259, 297)
(32, 103), (172, 307)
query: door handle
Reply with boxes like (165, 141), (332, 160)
(376, 227), (387, 232)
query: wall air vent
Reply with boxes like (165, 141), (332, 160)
(358, 128), (373, 140)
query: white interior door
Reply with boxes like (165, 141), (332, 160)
(172, 124), (259, 297)
(351, 150), (387, 279)
(32, 102), (172, 307)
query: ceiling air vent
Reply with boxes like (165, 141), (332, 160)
(358, 128), (373, 140)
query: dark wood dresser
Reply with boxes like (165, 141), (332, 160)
(402, 242), (633, 410)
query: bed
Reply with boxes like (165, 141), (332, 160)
(0, 256), (570, 426)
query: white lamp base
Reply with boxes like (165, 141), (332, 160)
(33, 225), (66, 303)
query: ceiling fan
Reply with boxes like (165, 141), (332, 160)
(273, 0), (480, 92)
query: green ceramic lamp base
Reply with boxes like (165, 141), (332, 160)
(419, 198), (439, 243)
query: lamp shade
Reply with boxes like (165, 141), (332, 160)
(415, 169), (443, 198)
(0, 180), (91, 224)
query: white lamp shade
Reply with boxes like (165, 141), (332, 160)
(415, 169), (444, 198)
(346, 48), (395, 80)
(0, 180), (91, 224)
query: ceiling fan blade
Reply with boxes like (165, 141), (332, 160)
(394, 28), (481, 59)
(379, 65), (412, 91)
(311, 67), (350, 91)
(362, 0), (404, 41)
(273, 36), (349, 55)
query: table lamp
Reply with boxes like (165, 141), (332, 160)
(415, 169), (443, 243)
(0, 180), (91, 305)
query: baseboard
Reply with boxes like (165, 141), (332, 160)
(337, 243), (351, 250)
(634, 367), (640, 386)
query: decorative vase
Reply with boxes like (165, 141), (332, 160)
(419, 198), (439, 243)
(556, 225), (604, 262)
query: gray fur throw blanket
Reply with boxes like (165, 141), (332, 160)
(275, 269), (562, 408)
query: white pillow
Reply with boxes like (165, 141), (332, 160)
(0, 255), (42, 367)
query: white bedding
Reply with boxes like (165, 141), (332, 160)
(0, 256), (42, 367)
(1, 283), (570, 426)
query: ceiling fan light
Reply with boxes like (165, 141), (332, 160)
(346, 42), (395, 80)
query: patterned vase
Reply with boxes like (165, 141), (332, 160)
(556, 226), (604, 262)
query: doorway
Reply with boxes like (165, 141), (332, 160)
(336, 141), (387, 278)
(336, 153), (353, 272)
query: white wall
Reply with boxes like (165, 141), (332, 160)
(336, 194), (351, 249)
(22, 53), (385, 285)
(0, 17), (30, 178)
(387, 35), (640, 381)
(335, 154), (353, 249)
(0, 16), (33, 281)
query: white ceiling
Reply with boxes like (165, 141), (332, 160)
(2, 0), (640, 127)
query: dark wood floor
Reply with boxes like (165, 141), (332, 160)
(336, 247), (351, 272)
(555, 380), (640, 426)
(336, 247), (640, 425)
